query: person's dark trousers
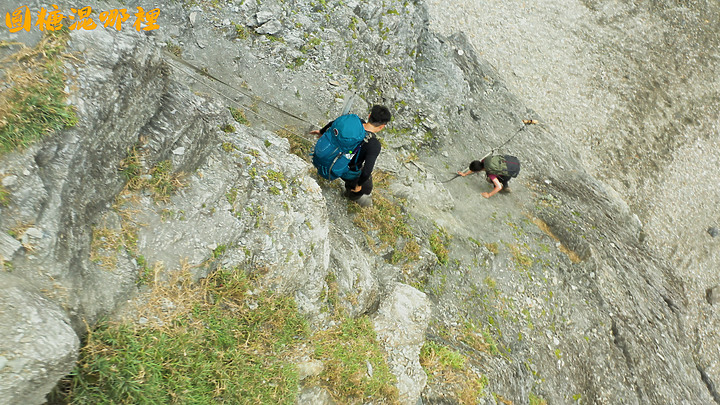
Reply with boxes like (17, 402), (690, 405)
(343, 176), (373, 200)
(499, 176), (511, 190)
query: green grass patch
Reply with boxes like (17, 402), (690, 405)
(312, 315), (398, 402)
(459, 320), (499, 355)
(222, 141), (236, 152)
(0, 183), (9, 207)
(229, 106), (250, 126)
(420, 341), (465, 372)
(341, 171), (421, 268)
(510, 244), (533, 270)
(149, 160), (184, 202)
(234, 23), (250, 40)
(66, 269), (309, 404)
(275, 127), (312, 159)
(0, 29), (77, 155)
(266, 169), (287, 187)
(286, 56), (307, 70)
(118, 146), (144, 189)
(118, 149), (184, 202)
(226, 187), (238, 205)
(530, 392), (548, 405)
(348, 171), (417, 265)
(429, 226), (451, 265)
(420, 340), (489, 404)
(212, 244), (227, 258)
(220, 123), (235, 133)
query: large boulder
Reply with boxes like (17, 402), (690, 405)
(373, 283), (432, 404)
(0, 275), (79, 404)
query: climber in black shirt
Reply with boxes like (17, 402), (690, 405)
(311, 105), (391, 206)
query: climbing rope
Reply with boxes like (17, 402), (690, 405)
(443, 119), (538, 182)
(163, 50), (539, 182)
(161, 50), (317, 146)
(492, 119), (538, 154)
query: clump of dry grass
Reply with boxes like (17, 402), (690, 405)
(420, 340), (489, 404)
(0, 29), (77, 154)
(118, 146), (185, 202)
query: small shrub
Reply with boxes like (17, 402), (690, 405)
(149, 160), (184, 202)
(229, 107), (250, 126)
(164, 42), (182, 57)
(0, 183), (9, 207)
(222, 142), (236, 152)
(420, 341), (466, 374)
(275, 127), (312, 159)
(429, 226), (451, 265)
(220, 123), (235, 133)
(530, 392), (548, 405)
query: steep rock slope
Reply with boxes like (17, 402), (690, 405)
(424, 3), (720, 399)
(0, 0), (718, 404)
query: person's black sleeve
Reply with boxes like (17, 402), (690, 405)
(351, 137), (381, 188)
(318, 120), (334, 135)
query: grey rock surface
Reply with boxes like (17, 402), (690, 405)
(297, 385), (336, 405)
(373, 283), (432, 405)
(0, 0), (718, 403)
(0, 276), (79, 405)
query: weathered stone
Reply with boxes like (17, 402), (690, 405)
(1, 175), (17, 187)
(297, 386), (335, 405)
(373, 283), (431, 405)
(255, 20), (283, 36)
(0, 232), (21, 260)
(256, 10), (275, 25)
(707, 286), (720, 305)
(0, 277), (79, 405)
(297, 359), (324, 380)
(24, 228), (43, 239)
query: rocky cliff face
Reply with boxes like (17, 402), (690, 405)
(0, 0), (718, 404)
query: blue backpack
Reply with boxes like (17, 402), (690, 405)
(312, 114), (367, 180)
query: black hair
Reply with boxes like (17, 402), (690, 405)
(368, 105), (392, 126)
(469, 160), (484, 172)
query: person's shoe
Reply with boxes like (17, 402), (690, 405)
(500, 186), (511, 193)
(355, 194), (372, 207)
